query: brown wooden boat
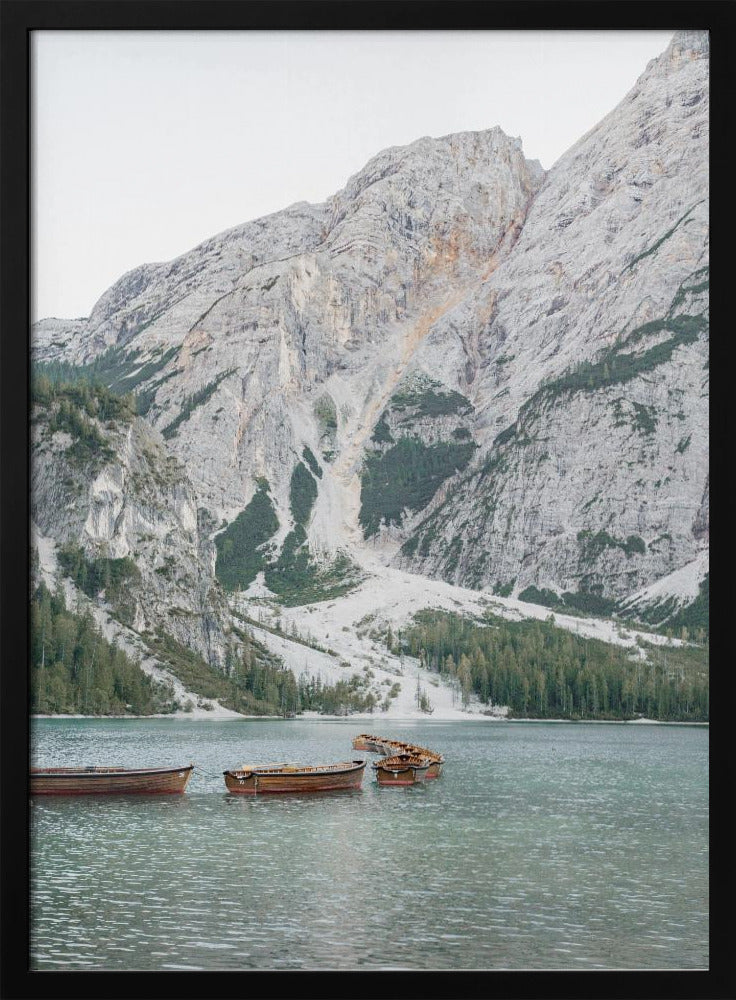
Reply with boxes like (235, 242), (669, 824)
(223, 759), (366, 795)
(369, 737), (445, 778)
(352, 734), (373, 751)
(372, 753), (431, 786)
(402, 745), (444, 779)
(351, 734), (386, 752)
(30, 764), (195, 795)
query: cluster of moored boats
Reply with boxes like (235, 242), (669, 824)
(30, 733), (445, 796)
(351, 734), (444, 785)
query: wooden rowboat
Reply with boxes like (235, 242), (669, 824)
(352, 734), (377, 751)
(351, 734), (386, 753)
(358, 735), (445, 778)
(30, 764), (194, 796)
(223, 759), (366, 795)
(372, 754), (431, 786)
(398, 745), (444, 779)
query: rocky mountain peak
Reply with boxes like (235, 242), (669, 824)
(664, 29), (710, 62)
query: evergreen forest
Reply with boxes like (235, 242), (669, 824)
(392, 610), (708, 722)
(31, 582), (176, 715)
(31, 580), (383, 717)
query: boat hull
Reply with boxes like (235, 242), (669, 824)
(373, 765), (430, 786)
(372, 755), (431, 786)
(352, 735), (387, 753)
(224, 760), (366, 795)
(30, 765), (194, 796)
(351, 737), (375, 752)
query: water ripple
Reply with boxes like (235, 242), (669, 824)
(30, 717), (708, 971)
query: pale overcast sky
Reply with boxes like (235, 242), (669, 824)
(32, 29), (675, 321)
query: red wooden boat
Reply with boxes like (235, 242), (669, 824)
(372, 753), (430, 786)
(30, 764), (194, 795)
(223, 759), (366, 795)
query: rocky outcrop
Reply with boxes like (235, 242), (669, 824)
(30, 391), (231, 665)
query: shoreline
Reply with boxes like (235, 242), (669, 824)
(30, 713), (709, 726)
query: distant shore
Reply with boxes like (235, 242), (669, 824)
(30, 713), (708, 726)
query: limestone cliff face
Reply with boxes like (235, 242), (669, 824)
(32, 30), (708, 625)
(30, 397), (230, 665)
(391, 29), (709, 602)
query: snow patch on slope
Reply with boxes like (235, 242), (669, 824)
(232, 550), (690, 719)
(618, 550), (708, 611)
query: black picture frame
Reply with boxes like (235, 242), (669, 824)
(2, 3), (734, 998)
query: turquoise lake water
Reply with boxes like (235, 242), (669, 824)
(29, 717), (708, 971)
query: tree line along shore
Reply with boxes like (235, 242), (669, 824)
(31, 582), (708, 722)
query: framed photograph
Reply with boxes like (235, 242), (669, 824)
(1, 2), (732, 997)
